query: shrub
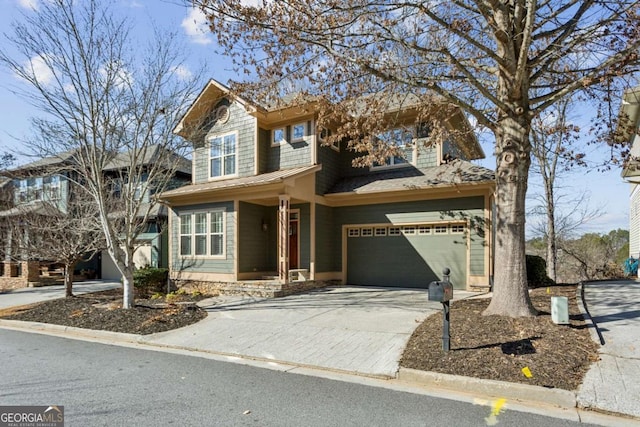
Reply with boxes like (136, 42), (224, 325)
(526, 255), (555, 288)
(133, 267), (169, 298)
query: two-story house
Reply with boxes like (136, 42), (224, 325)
(0, 146), (191, 287)
(160, 79), (495, 293)
(620, 86), (640, 259)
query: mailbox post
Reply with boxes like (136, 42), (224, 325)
(428, 268), (453, 352)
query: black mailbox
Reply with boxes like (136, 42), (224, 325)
(428, 280), (453, 302)
(428, 268), (453, 302)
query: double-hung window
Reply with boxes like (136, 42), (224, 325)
(179, 210), (226, 257)
(209, 132), (237, 178)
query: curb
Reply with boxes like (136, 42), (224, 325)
(0, 318), (143, 344)
(0, 317), (577, 410)
(576, 282), (604, 345)
(397, 367), (577, 409)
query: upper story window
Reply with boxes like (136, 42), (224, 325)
(44, 175), (61, 201)
(372, 127), (414, 169)
(16, 177), (45, 203)
(292, 122), (307, 142)
(319, 128), (338, 151)
(209, 132), (237, 179)
(272, 127), (286, 146)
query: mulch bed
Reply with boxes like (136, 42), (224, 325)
(0, 289), (208, 335)
(401, 285), (600, 391)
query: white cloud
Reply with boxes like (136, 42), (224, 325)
(17, 0), (38, 10)
(181, 7), (212, 45)
(26, 55), (54, 86)
(171, 65), (193, 81)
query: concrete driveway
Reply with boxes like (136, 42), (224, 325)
(0, 280), (121, 310)
(145, 286), (478, 378)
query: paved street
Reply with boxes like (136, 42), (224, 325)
(577, 280), (640, 418)
(0, 329), (604, 427)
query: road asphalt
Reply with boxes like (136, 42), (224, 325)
(0, 279), (639, 425)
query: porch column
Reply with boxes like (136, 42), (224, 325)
(278, 195), (290, 283)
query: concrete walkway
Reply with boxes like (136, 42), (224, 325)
(0, 280), (121, 310)
(577, 279), (640, 418)
(144, 286), (466, 378)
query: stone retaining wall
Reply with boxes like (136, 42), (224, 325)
(173, 279), (339, 298)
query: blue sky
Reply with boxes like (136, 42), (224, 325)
(0, 0), (631, 237)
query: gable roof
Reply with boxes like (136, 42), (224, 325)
(102, 144), (191, 175)
(326, 160), (494, 195)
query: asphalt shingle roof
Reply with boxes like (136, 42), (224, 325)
(326, 160), (494, 195)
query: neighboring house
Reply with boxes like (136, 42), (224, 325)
(0, 146), (191, 286)
(620, 86), (640, 258)
(161, 79), (495, 291)
(99, 145), (191, 280)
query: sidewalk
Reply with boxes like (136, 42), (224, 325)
(577, 279), (640, 418)
(0, 280), (121, 310)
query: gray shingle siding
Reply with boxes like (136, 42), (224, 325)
(316, 144), (341, 195)
(315, 203), (338, 272)
(415, 143), (438, 168)
(238, 202), (273, 273)
(193, 100), (256, 184)
(267, 129), (313, 171)
(443, 140), (470, 161)
(258, 128), (269, 174)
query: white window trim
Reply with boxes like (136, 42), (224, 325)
(388, 227), (401, 236)
(370, 127), (417, 171)
(292, 122), (307, 143)
(361, 227), (373, 237)
(450, 224), (465, 234)
(434, 225), (449, 234)
(271, 127), (287, 146)
(418, 226), (432, 235)
(374, 227), (387, 237)
(179, 209), (226, 259)
(348, 228), (360, 237)
(208, 131), (239, 181)
(402, 226), (417, 236)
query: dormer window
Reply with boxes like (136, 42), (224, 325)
(372, 127), (414, 169)
(292, 122), (307, 142)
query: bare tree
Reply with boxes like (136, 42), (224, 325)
(194, 0), (640, 316)
(6, 186), (105, 297)
(0, 0), (202, 308)
(0, 153), (15, 170)
(527, 97), (603, 281)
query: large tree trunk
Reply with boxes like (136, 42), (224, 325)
(484, 115), (537, 317)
